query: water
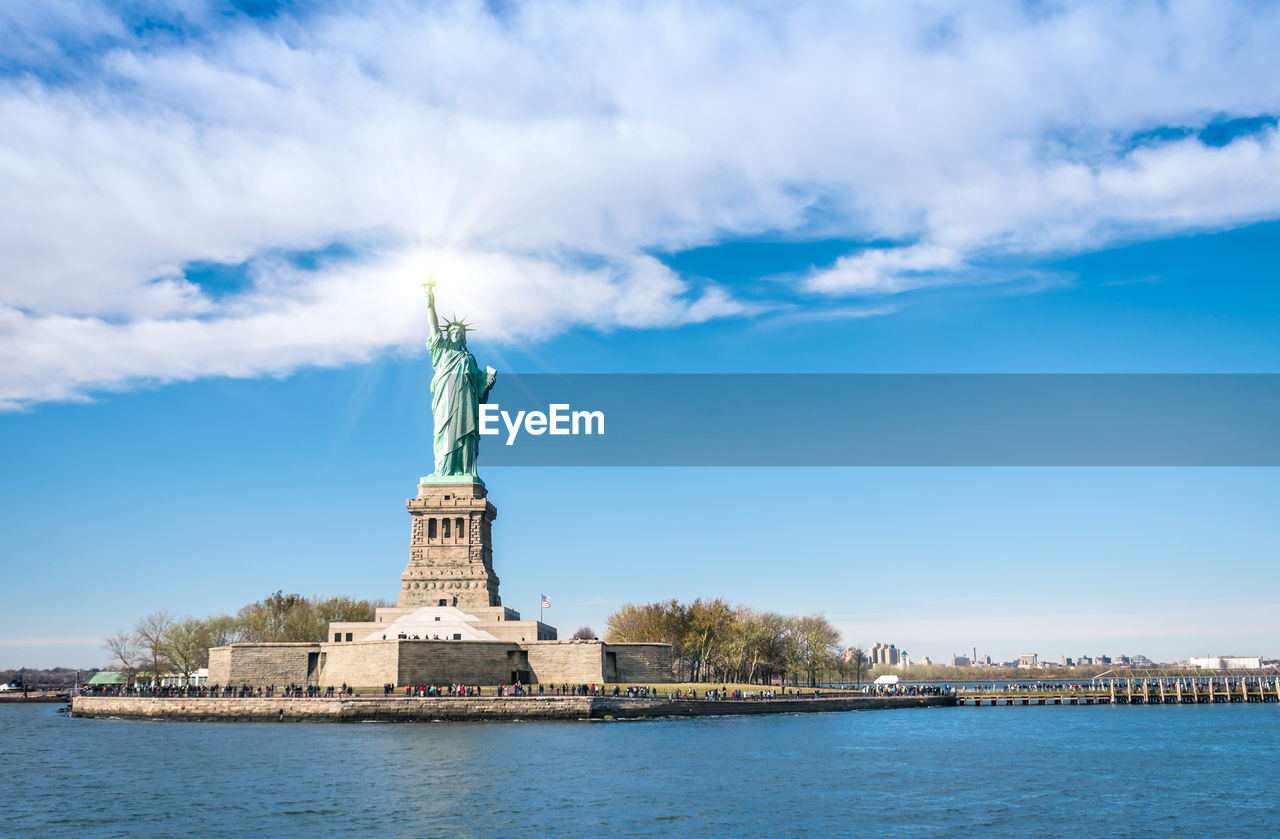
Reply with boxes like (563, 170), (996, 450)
(3, 703), (1277, 836)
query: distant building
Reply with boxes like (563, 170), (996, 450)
(870, 642), (900, 666)
(145, 668), (208, 688)
(1188, 656), (1263, 670)
(952, 655), (971, 667)
(1018, 653), (1039, 668)
(919, 656), (932, 666)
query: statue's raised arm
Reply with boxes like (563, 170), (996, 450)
(422, 276), (441, 337)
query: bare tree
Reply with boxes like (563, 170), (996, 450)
(134, 611), (174, 686)
(104, 631), (142, 683)
(571, 626), (598, 640)
(845, 646), (869, 686)
(834, 651), (852, 684)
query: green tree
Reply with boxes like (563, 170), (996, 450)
(719, 607), (754, 683)
(607, 599), (676, 643)
(780, 617), (805, 685)
(794, 614), (841, 687)
(162, 617), (210, 686)
(721, 607), (784, 684)
(683, 598), (733, 682)
(314, 595), (379, 625)
(134, 611), (174, 686)
(237, 591), (315, 642)
(606, 599), (839, 684)
(606, 599), (685, 679)
(201, 614), (245, 650)
(749, 611), (790, 685)
(107, 593), (388, 678)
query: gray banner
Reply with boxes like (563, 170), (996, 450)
(472, 374), (1280, 466)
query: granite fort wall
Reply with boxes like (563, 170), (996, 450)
(483, 621), (555, 642)
(396, 640), (519, 686)
(318, 641), (399, 687)
(208, 644), (318, 687)
(523, 640), (605, 684)
(213, 639), (675, 687)
(608, 644), (673, 682)
(206, 647), (232, 685)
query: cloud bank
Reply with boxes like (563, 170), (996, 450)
(3, 1), (1280, 407)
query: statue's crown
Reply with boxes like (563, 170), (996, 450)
(441, 314), (474, 332)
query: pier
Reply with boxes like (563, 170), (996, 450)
(958, 675), (1280, 706)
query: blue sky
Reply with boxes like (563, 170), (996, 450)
(2, 1), (1279, 668)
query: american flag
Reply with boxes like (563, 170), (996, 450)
(541, 594), (551, 609)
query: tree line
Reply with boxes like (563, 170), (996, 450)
(605, 598), (843, 686)
(0, 667), (90, 688)
(104, 591), (388, 685)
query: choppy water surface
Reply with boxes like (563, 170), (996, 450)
(3, 703), (1276, 836)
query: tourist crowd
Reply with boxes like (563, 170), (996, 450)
(862, 683), (952, 697)
(80, 681), (963, 700)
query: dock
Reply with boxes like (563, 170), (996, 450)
(958, 676), (1280, 706)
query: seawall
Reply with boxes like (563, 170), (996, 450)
(70, 693), (954, 722)
(599, 694), (954, 718)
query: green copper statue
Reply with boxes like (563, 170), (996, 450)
(422, 276), (496, 482)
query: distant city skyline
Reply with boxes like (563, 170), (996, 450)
(3, 2), (1279, 668)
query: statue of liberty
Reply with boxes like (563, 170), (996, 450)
(421, 277), (497, 481)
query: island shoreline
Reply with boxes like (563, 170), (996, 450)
(69, 693), (955, 722)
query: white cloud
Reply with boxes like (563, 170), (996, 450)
(2, 1), (1280, 406)
(0, 247), (744, 408)
(807, 245), (964, 294)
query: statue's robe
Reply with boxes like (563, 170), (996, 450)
(428, 333), (492, 476)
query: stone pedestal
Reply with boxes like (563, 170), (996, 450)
(399, 481), (501, 610)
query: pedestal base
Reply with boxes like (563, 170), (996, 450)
(418, 473), (485, 487)
(399, 480), (500, 610)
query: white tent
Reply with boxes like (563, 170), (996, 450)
(873, 674), (899, 685)
(364, 605), (498, 642)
